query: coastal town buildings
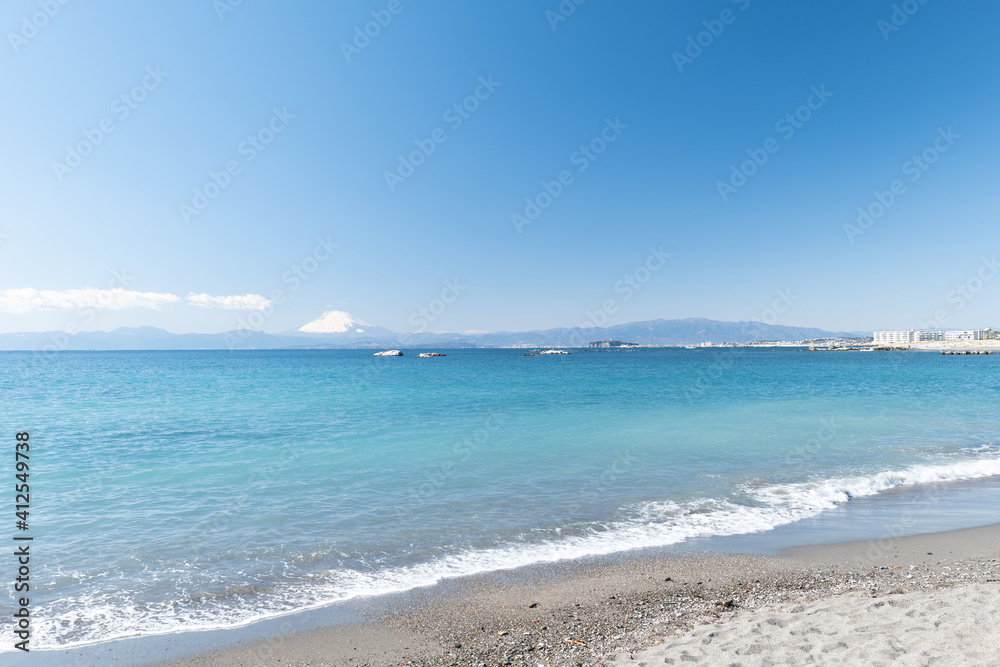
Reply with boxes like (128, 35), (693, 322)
(873, 330), (988, 345)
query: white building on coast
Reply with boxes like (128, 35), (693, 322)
(944, 330), (987, 341)
(873, 330), (940, 345)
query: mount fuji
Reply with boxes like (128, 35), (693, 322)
(294, 310), (397, 339)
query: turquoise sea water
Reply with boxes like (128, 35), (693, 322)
(2, 348), (1000, 650)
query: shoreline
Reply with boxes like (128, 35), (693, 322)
(20, 474), (1000, 665)
(137, 522), (1000, 667)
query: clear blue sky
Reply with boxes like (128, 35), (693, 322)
(2, 0), (998, 335)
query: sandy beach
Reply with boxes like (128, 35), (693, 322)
(149, 523), (1000, 667)
(613, 583), (999, 666)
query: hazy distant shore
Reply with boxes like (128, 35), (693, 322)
(908, 340), (1000, 350)
(150, 523), (1000, 667)
(875, 340), (1000, 352)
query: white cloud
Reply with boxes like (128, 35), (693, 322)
(0, 288), (273, 314)
(0, 288), (180, 313)
(186, 293), (272, 310)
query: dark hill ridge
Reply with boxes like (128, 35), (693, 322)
(0, 318), (865, 350)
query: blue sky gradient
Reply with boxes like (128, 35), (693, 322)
(1, 0), (998, 334)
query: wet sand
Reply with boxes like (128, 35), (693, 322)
(151, 522), (1000, 666)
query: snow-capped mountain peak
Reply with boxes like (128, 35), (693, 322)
(297, 310), (373, 334)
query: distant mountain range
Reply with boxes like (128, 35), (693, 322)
(0, 311), (867, 351)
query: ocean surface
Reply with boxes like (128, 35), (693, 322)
(2, 348), (1000, 651)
